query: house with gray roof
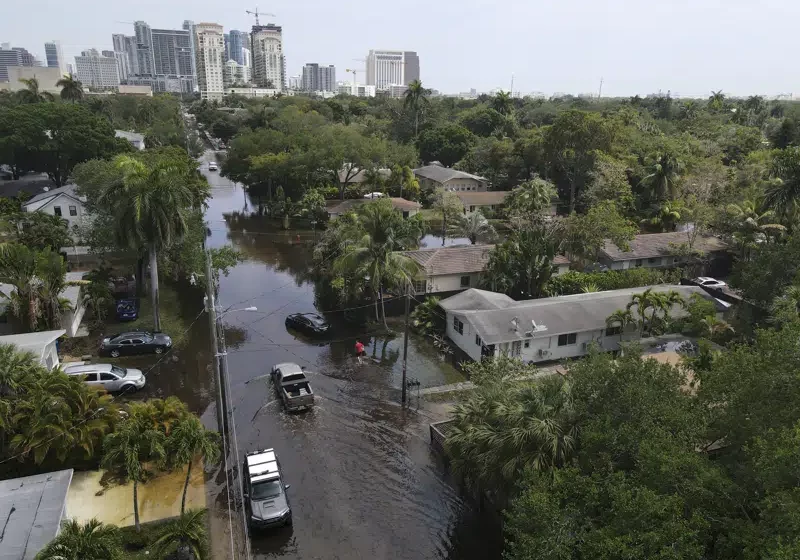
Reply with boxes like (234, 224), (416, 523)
(599, 232), (728, 270)
(22, 185), (90, 256)
(439, 285), (721, 362)
(402, 245), (569, 295)
(115, 130), (146, 150)
(413, 164), (489, 192)
(0, 330), (66, 369)
(325, 197), (421, 219)
(0, 469), (73, 560)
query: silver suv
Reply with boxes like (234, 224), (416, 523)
(243, 449), (292, 529)
(63, 362), (146, 393)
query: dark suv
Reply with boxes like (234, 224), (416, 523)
(243, 449), (292, 529)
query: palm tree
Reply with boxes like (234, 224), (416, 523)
(641, 203), (682, 232)
(16, 77), (55, 103)
(708, 90), (726, 112)
(606, 308), (634, 346)
(701, 316), (734, 338)
(152, 509), (208, 560)
(403, 79), (430, 137)
(102, 416), (166, 532)
(333, 200), (420, 327)
(36, 518), (122, 560)
(168, 415), (220, 514)
(504, 177), (557, 218)
(56, 74), (84, 103)
(492, 90), (513, 116)
(726, 199), (785, 257)
(98, 156), (196, 332)
(626, 288), (657, 336)
(639, 153), (684, 201)
(130, 396), (190, 436)
(448, 211), (496, 244)
(765, 148), (800, 219)
(446, 376), (577, 493)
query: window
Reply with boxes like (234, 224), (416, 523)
(511, 340), (522, 356)
(524, 340), (530, 348)
(460, 275), (471, 288)
(605, 326), (622, 337)
(558, 333), (578, 346)
(69, 205), (78, 216)
(647, 257), (659, 264)
(100, 372), (116, 381)
(673, 257), (680, 264)
(453, 316), (464, 335)
(53, 206), (62, 216)
(82, 373), (98, 382)
(413, 280), (426, 293)
(634, 259), (643, 268)
(130, 339), (144, 345)
(475, 334), (482, 346)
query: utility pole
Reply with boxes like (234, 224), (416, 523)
(401, 290), (411, 406)
(205, 243), (227, 434)
(598, 77), (604, 100)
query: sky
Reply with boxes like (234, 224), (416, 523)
(2, 0), (799, 97)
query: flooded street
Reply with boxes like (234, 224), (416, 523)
(146, 150), (502, 560)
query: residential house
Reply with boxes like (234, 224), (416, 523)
(455, 191), (559, 216)
(0, 330), (66, 369)
(337, 167), (391, 188)
(413, 164), (489, 192)
(325, 197), (421, 219)
(0, 272), (87, 338)
(402, 245), (570, 295)
(598, 232), (728, 270)
(0, 469), (73, 560)
(22, 184), (87, 231)
(440, 285), (720, 363)
(115, 130), (146, 150)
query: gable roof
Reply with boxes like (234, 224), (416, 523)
(326, 197), (421, 214)
(402, 245), (569, 277)
(0, 469), (73, 560)
(456, 191), (510, 206)
(600, 232), (728, 261)
(413, 165), (487, 184)
(22, 184), (85, 211)
(440, 285), (720, 344)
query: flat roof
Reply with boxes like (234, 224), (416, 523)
(0, 469), (73, 560)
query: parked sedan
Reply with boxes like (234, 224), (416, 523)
(285, 313), (330, 336)
(694, 276), (727, 289)
(208, 162), (218, 171)
(99, 331), (172, 358)
(63, 362), (146, 393)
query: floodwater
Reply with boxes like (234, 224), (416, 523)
(139, 151), (502, 560)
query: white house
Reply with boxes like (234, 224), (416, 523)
(439, 285), (720, 363)
(0, 330), (66, 369)
(599, 232), (728, 270)
(22, 184), (87, 232)
(114, 130), (146, 150)
(413, 164), (489, 192)
(325, 197), (421, 219)
(403, 245), (570, 295)
(0, 272), (87, 338)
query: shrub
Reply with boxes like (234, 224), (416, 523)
(545, 268), (683, 296)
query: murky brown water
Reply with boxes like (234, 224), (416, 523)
(135, 151), (502, 560)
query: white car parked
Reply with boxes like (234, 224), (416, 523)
(208, 162), (218, 171)
(363, 192), (385, 199)
(63, 362), (146, 393)
(694, 276), (727, 289)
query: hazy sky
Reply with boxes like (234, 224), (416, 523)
(3, 0), (799, 97)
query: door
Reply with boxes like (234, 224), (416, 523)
(100, 372), (119, 391)
(129, 338), (145, 354)
(116, 339), (133, 355)
(81, 372), (100, 387)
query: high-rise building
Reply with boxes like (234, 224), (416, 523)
(134, 21), (155, 76)
(182, 20), (198, 88)
(12, 47), (37, 67)
(223, 59), (250, 87)
(112, 34), (139, 77)
(75, 49), (120, 89)
(194, 23), (225, 100)
(251, 24), (284, 90)
(366, 49), (420, 89)
(241, 47), (251, 68)
(44, 41), (67, 76)
(288, 75), (301, 90)
(301, 63), (336, 92)
(151, 28), (194, 93)
(0, 47), (22, 81)
(227, 30), (247, 65)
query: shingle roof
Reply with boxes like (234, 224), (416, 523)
(325, 197), (421, 214)
(0, 469), (73, 560)
(22, 184), (84, 207)
(413, 165), (487, 184)
(440, 285), (720, 344)
(600, 232), (728, 261)
(337, 168), (391, 184)
(402, 245), (569, 276)
(456, 191), (510, 206)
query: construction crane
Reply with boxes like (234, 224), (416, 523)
(345, 67), (365, 95)
(246, 7), (276, 26)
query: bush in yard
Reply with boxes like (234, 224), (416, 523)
(545, 268), (683, 296)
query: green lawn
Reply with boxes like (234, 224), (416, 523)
(105, 284), (198, 345)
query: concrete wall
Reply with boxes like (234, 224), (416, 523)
(442, 178), (486, 192)
(42, 340), (59, 369)
(31, 195), (87, 231)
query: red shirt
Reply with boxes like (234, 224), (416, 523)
(355, 342), (364, 354)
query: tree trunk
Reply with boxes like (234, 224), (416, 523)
(134, 480), (141, 532)
(415, 112), (419, 137)
(569, 181), (576, 214)
(136, 256), (145, 297)
(374, 293), (380, 322)
(380, 288), (388, 330)
(181, 459), (192, 515)
(149, 245), (161, 332)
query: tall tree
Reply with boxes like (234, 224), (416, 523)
(56, 75), (84, 103)
(403, 79), (430, 137)
(102, 414), (166, 532)
(448, 210), (496, 244)
(606, 308), (634, 345)
(168, 415), (220, 515)
(16, 77), (55, 104)
(639, 152), (684, 201)
(503, 177), (558, 219)
(492, 90), (513, 116)
(418, 124), (473, 167)
(766, 147), (800, 218)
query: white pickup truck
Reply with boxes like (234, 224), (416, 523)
(270, 363), (315, 412)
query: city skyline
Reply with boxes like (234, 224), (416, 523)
(3, 0), (800, 97)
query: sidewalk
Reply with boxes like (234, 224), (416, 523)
(419, 363), (564, 396)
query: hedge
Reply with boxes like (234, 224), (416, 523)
(545, 268), (684, 296)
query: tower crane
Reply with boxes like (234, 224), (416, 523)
(246, 8), (276, 26)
